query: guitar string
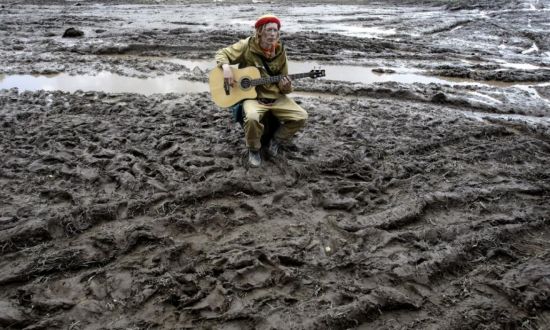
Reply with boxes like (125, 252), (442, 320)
(249, 72), (324, 87)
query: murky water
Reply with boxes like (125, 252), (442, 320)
(0, 58), (548, 95)
(168, 58), (472, 86)
(461, 110), (550, 125)
(0, 72), (208, 95)
(463, 58), (545, 70)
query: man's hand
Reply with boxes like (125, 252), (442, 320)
(278, 76), (292, 93)
(222, 64), (234, 87)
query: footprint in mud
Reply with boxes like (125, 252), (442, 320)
(312, 188), (359, 211)
(28, 153), (73, 174)
(309, 217), (358, 263)
(230, 264), (277, 290)
(186, 284), (228, 315)
(39, 188), (74, 204)
(0, 219), (52, 255)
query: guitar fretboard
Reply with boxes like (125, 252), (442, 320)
(250, 73), (315, 87)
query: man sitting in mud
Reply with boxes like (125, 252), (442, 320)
(215, 14), (308, 167)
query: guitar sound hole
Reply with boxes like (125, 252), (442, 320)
(240, 78), (251, 89)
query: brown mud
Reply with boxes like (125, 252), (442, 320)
(1, 0), (550, 329)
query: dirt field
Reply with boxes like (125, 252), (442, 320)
(1, 0), (550, 329)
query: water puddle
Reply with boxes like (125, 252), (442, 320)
(297, 91), (550, 126)
(1, 58), (547, 95)
(461, 58), (543, 70)
(166, 58), (461, 85)
(522, 42), (539, 55)
(103, 57), (550, 90)
(0, 72), (208, 95)
(497, 62), (542, 70)
(461, 110), (550, 126)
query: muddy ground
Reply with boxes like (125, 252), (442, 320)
(1, 0), (550, 329)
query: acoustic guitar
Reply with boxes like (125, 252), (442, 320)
(209, 66), (325, 108)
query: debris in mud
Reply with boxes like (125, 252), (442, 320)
(372, 68), (396, 74)
(62, 27), (84, 38)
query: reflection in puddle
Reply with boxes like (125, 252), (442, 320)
(468, 91), (503, 105)
(0, 72), (208, 95)
(297, 91), (550, 125)
(495, 61), (541, 70)
(165, 58), (537, 88)
(1, 58), (547, 95)
(460, 58), (544, 70)
(462, 110), (550, 125)
(333, 25), (397, 37)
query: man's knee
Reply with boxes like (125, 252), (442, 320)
(244, 110), (260, 123)
(286, 117), (306, 129)
(292, 107), (308, 122)
(243, 101), (261, 122)
(300, 109), (308, 121)
(294, 108), (308, 123)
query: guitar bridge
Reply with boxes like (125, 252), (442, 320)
(224, 81), (230, 95)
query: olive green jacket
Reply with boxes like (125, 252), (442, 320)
(215, 36), (291, 99)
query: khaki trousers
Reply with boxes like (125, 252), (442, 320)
(243, 95), (308, 151)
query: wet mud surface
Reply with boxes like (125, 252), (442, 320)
(1, 0), (550, 329)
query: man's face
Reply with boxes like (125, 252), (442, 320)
(261, 22), (279, 44)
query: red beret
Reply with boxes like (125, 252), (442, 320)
(255, 14), (281, 29)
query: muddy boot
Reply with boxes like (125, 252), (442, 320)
(268, 138), (280, 157)
(248, 149), (261, 167)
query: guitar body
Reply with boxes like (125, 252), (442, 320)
(209, 66), (261, 108)
(209, 66), (325, 108)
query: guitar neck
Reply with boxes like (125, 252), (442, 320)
(250, 73), (312, 87)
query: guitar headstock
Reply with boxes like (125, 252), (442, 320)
(308, 69), (325, 79)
